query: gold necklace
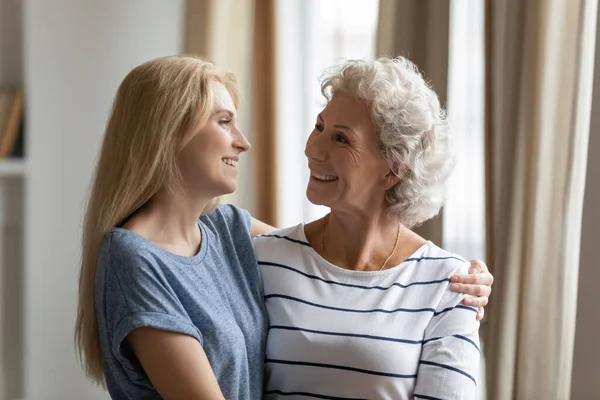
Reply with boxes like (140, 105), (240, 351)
(320, 215), (401, 271)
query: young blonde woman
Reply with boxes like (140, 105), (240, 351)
(74, 55), (492, 399)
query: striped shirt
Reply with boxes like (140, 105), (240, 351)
(253, 224), (480, 400)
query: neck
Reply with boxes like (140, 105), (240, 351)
(320, 210), (401, 271)
(123, 186), (211, 256)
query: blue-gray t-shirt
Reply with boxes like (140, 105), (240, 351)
(95, 204), (268, 399)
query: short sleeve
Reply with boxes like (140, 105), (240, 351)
(413, 261), (481, 400)
(103, 233), (203, 382)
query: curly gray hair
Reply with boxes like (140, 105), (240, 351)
(319, 57), (455, 228)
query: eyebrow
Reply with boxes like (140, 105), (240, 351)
(317, 113), (356, 135)
(213, 108), (235, 117)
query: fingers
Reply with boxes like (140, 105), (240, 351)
(476, 307), (485, 321)
(450, 271), (494, 286)
(450, 273), (486, 285)
(460, 259), (491, 322)
(451, 282), (491, 298)
(461, 294), (489, 308)
(469, 259), (489, 273)
(463, 297), (488, 320)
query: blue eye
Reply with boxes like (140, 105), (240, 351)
(220, 119), (232, 126)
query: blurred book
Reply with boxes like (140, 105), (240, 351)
(0, 87), (24, 158)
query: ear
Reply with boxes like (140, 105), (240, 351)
(382, 166), (402, 190)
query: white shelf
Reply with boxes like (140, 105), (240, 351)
(0, 159), (27, 177)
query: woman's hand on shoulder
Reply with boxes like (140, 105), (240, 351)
(127, 328), (225, 400)
(250, 217), (276, 237)
(449, 259), (494, 321)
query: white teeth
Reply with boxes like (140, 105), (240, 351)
(311, 171), (338, 181)
(222, 159), (238, 167)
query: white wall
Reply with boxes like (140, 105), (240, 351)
(571, 4), (600, 398)
(23, 1), (184, 399)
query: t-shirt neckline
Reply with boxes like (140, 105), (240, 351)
(297, 222), (431, 275)
(110, 219), (208, 265)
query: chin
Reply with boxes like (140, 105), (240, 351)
(208, 179), (236, 197)
(306, 188), (329, 207)
(221, 182), (237, 195)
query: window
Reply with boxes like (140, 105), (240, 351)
(444, 0), (487, 262)
(275, 0), (487, 263)
(446, 2), (487, 398)
(275, 0), (379, 226)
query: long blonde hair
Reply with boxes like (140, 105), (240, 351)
(74, 55), (239, 385)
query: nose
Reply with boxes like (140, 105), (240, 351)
(232, 127), (251, 153)
(304, 130), (327, 161)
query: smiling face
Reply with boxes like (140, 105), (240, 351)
(177, 82), (251, 198)
(304, 91), (398, 214)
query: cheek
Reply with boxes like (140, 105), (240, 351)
(179, 135), (216, 170)
(348, 150), (362, 167)
(337, 145), (365, 170)
(344, 156), (385, 184)
(194, 127), (229, 156)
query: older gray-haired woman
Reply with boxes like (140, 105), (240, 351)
(253, 57), (486, 399)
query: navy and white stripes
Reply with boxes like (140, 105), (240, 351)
(254, 224), (480, 400)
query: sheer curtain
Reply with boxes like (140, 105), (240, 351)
(445, 2), (487, 398)
(275, 0), (379, 227)
(444, 0), (486, 261)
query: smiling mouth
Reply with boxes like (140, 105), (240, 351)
(222, 158), (238, 167)
(311, 171), (338, 182)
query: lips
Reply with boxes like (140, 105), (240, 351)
(222, 157), (238, 167)
(310, 171), (338, 181)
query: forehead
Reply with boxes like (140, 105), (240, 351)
(321, 91), (372, 128)
(211, 82), (236, 111)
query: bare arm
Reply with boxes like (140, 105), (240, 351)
(128, 328), (224, 400)
(250, 217), (277, 237)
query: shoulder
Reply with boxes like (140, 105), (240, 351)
(252, 224), (309, 254)
(101, 228), (160, 263)
(415, 241), (470, 278)
(201, 203), (252, 234)
(416, 242), (473, 310)
(97, 228), (171, 287)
